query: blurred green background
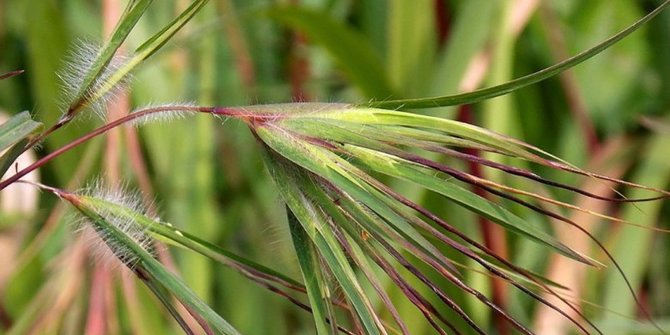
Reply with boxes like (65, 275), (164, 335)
(1, 0), (669, 334)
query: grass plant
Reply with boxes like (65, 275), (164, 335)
(1, 1), (670, 334)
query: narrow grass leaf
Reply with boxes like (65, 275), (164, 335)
(256, 125), (460, 275)
(298, 108), (541, 161)
(276, 116), (593, 264)
(287, 209), (339, 335)
(256, 126), (529, 333)
(0, 112), (42, 176)
(344, 144), (594, 265)
(80, 195), (302, 289)
(302, 181), (410, 335)
(362, 0), (670, 109)
(263, 150), (385, 335)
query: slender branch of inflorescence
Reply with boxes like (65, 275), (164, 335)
(1, 105), (245, 191)
(0, 70), (25, 80)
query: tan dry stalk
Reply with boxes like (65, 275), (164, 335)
(534, 138), (629, 334)
(0, 112), (39, 292)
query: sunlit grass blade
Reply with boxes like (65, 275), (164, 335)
(361, 0), (670, 109)
(265, 151), (386, 335)
(337, 124), (664, 203)
(278, 105), (670, 196)
(256, 125), (540, 334)
(344, 144), (595, 265)
(299, 171), (413, 335)
(247, 103), (613, 333)
(314, 185), (470, 335)
(361, 240), (458, 335)
(278, 117), (594, 265)
(287, 209), (339, 335)
(299, 108), (545, 161)
(256, 125), (461, 277)
(345, 167), (596, 335)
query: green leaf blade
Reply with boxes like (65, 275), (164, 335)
(361, 0), (670, 109)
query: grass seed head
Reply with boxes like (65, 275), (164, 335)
(71, 180), (156, 270)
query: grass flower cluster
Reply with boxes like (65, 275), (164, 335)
(1, 1), (670, 334)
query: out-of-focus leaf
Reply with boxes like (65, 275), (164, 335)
(0, 70), (25, 80)
(600, 132), (670, 334)
(0, 111), (41, 153)
(387, 0), (435, 96)
(266, 6), (394, 98)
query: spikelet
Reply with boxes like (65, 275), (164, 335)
(58, 40), (133, 121)
(73, 180), (157, 270)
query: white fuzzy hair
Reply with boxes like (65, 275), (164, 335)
(58, 40), (133, 122)
(74, 180), (158, 270)
(126, 102), (197, 127)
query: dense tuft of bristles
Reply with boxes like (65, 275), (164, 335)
(58, 40), (133, 121)
(75, 180), (157, 270)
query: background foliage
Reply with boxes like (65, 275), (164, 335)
(0, 0), (669, 334)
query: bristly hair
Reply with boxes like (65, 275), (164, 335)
(127, 102), (197, 127)
(74, 180), (157, 270)
(58, 40), (133, 122)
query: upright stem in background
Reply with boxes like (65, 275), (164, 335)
(216, 0), (256, 91)
(103, 0), (129, 183)
(290, 31), (311, 102)
(534, 139), (627, 334)
(289, 0), (311, 102)
(539, 4), (600, 154)
(457, 105), (510, 335)
(433, 0), (450, 47)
